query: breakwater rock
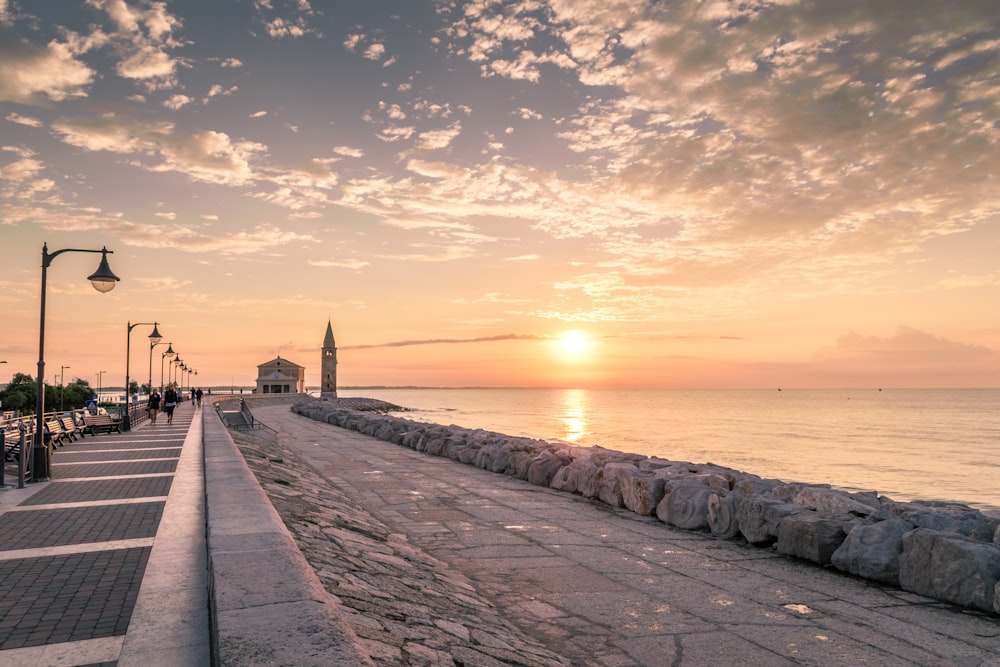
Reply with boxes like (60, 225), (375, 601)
(293, 400), (1000, 616)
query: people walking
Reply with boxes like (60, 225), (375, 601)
(196, 387), (203, 407)
(148, 389), (161, 425)
(163, 385), (178, 425)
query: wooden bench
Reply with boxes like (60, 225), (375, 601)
(44, 419), (71, 447)
(60, 416), (82, 441)
(82, 413), (122, 435)
(3, 427), (23, 462)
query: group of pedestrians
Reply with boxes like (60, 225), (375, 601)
(147, 385), (202, 425)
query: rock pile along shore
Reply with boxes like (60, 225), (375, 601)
(291, 398), (1000, 616)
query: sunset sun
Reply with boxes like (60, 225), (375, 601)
(557, 330), (591, 357)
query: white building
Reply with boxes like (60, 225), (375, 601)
(254, 356), (305, 394)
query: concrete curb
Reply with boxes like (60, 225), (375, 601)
(202, 408), (373, 666)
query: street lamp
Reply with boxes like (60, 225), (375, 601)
(172, 356), (183, 387)
(124, 321), (160, 431)
(35, 243), (120, 480)
(160, 344), (174, 392)
(149, 336), (168, 399)
(59, 365), (70, 411)
(96, 370), (106, 402)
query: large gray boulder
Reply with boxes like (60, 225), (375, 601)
(526, 449), (567, 486)
(770, 484), (879, 517)
(550, 456), (599, 496)
(617, 468), (665, 516)
(596, 462), (635, 507)
(737, 496), (803, 546)
(656, 481), (714, 530)
(830, 519), (912, 585)
(898, 528), (1000, 613)
(706, 492), (742, 539)
(881, 501), (999, 541)
(776, 512), (848, 565)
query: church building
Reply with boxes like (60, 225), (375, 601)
(254, 356), (305, 394)
(252, 321), (337, 397)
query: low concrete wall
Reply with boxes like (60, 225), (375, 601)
(202, 408), (373, 666)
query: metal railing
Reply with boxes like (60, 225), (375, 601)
(216, 399), (276, 435)
(2, 416), (35, 488)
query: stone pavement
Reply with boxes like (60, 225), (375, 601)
(248, 402), (1000, 667)
(0, 402), (209, 667)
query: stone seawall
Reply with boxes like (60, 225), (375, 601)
(293, 399), (1000, 616)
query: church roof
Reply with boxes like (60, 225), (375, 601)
(324, 319), (336, 347)
(256, 356), (303, 369)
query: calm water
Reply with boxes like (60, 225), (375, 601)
(337, 388), (1000, 513)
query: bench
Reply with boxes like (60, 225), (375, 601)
(3, 427), (23, 462)
(45, 419), (71, 447)
(82, 413), (122, 435)
(60, 416), (83, 441)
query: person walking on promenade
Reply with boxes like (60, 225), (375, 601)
(163, 385), (178, 425)
(196, 387), (203, 407)
(148, 389), (161, 425)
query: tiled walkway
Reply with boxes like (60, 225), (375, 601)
(0, 404), (209, 667)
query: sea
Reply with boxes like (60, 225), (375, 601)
(334, 387), (1000, 514)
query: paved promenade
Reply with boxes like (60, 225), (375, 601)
(0, 403), (209, 666)
(248, 402), (1000, 667)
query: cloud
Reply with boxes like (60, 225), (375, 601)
(342, 333), (544, 350)
(333, 145), (364, 158)
(364, 43), (386, 61)
(309, 258), (369, 269)
(164, 94), (192, 109)
(96, 0), (184, 90)
(51, 116), (265, 186)
(0, 38), (94, 103)
(417, 122), (462, 150)
(820, 326), (994, 366)
(5, 112), (43, 127)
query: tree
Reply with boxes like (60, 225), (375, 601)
(0, 373), (37, 413)
(64, 379), (94, 410)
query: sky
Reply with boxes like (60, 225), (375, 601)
(1, 0), (999, 390)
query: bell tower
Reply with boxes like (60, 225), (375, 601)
(320, 319), (338, 399)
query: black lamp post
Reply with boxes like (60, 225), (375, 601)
(149, 337), (168, 400)
(97, 370), (105, 402)
(124, 322), (160, 431)
(172, 356), (182, 388)
(160, 344), (174, 393)
(34, 243), (119, 480)
(59, 365), (70, 411)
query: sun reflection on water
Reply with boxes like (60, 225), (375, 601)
(560, 388), (590, 442)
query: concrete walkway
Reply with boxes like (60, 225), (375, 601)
(0, 402), (209, 667)
(250, 402), (1000, 667)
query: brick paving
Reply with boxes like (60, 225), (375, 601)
(0, 406), (201, 665)
(55, 449), (182, 463)
(0, 503), (164, 550)
(53, 460), (179, 478)
(0, 548), (150, 650)
(21, 478), (173, 506)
